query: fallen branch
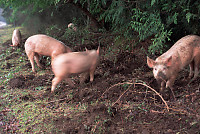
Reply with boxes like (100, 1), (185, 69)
(101, 81), (170, 111)
(112, 84), (133, 106)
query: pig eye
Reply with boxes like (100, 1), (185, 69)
(154, 68), (157, 71)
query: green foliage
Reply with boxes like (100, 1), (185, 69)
(130, 8), (172, 53)
(1, 0), (200, 54)
(99, 1), (134, 37)
(61, 25), (91, 45)
(130, 0), (200, 54)
(45, 24), (62, 38)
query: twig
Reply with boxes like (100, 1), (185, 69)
(47, 97), (69, 104)
(101, 82), (125, 98)
(136, 82), (169, 111)
(112, 84), (133, 106)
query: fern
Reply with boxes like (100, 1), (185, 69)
(131, 8), (173, 54)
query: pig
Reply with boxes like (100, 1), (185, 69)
(51, 46), (100, 92)
(68, 23), (77, 31)
(147, 35), (200, 99)
(10, 29), (22, 47)
(25, 34), (72, 73)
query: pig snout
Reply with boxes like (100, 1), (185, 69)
(153, 66), (168, 81)
(158, 72), (167, 80)
(155, 71), (167, 81)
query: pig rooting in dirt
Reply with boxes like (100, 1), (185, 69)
(51, 46), (100, 92)
(147, 35), (200, 99)
(10, 29), (22, 47)
(25, 34), (72, 73)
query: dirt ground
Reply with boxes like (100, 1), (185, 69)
(1, 37), (200, 133)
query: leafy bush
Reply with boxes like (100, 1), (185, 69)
(1, 0), (200, 54)
(130, 0), (200, 54)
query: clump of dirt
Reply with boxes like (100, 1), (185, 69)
(8, 74), (52, 89)
(9, 75), (26, 89)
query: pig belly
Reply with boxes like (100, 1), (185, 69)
(34, 49), (52, 57)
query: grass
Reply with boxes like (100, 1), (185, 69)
(0, 25), (59, 133)
(0, 24), (13, 44)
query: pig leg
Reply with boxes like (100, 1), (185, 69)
(166, 76), (176, 100)
(51, 53), (58, 65)
(89, 68), (96, 82)
(156, 79), (164, 91)
(51, 77), (63, 92)
(80, 72), (89, 84)
(157, 79), (165, 96)
(188, 57), (200, 84)
(188, 61), (194, 79)
(192, 57), (200, 79)
(160, 81), (165, 93)
(26, 51), (36, 72)
(34, 53), (44, 69)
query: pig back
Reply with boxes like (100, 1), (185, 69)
(25, 34), (68, 56)
(52, 51), (99, 76)
(12, 29), (21, 46)
(157, 35), (200, 69)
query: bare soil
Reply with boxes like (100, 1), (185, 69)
(1, 37), (200, 133)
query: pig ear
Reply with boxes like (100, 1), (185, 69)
(165, 56), (172, 67)
(97, 45), (100, 55)
(85, 47), (88, 52)
(147, 56), (156, 68)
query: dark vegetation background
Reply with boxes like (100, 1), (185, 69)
(1, 0), (200, 54)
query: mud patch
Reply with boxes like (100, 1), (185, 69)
(9, 75), (26, 89)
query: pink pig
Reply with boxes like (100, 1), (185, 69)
(147, 35), (200, 99)
(10, 29), (22, 47)
(25, 34), (72, 72)
(68, 23), (77, 31)
(51, 47), (100, 92)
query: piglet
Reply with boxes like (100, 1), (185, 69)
(68, 23), (77, 31)
(147, 35), (200, 99)
(10, 29), (22, 47)
(51, 46), (100, 92)
(25, 34), (72, 72)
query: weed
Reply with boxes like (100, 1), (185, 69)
(35, 86), (44, 91)
(137, 102), (148, 112)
